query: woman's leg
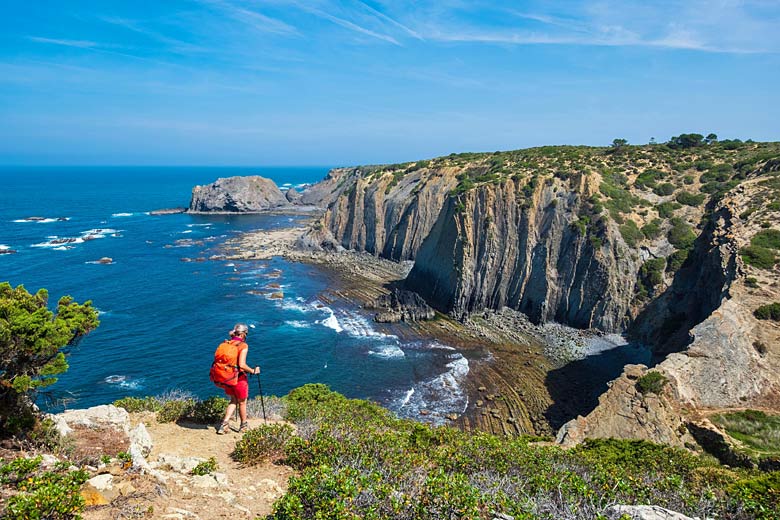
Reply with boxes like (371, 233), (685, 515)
(222, 395), (238, 424)
(238, 398), (248, 424)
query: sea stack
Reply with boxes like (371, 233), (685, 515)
(188, 176), (288, 213)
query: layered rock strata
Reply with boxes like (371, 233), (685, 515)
(405, 179), (638, 331)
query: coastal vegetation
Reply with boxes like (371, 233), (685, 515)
(249, 385), (777, 519)
(0, 282), (99, 437)
(635, 371), (669, 395)
(754, 303), (780, 321)
(712, 410), (780, 461)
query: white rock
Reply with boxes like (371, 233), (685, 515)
(48, 413), (73, 437)
(166, 506), (199, 518)
(129, 423), (153, 457)
(40, 454), (60, 468)
(606, 505), (702, 520)
(87, 474), (114, 491)
(57, 405), (130, 431)
(191, 475), (219, 489)
(156, 454), (202, 474)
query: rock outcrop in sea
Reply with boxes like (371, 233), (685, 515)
(189, 175), (288, 213)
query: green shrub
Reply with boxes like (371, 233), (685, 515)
(232, 423), (294, 465)
(653, 182), (676, 196)
(191, 457), (218, 476)
(636, 371), (668, 395)
(713, 410), (780, 459)
(641, 219), (663, 239)
(1, 456), (89, 520)
(728, 472), (780, 518)
(754, 302), (780, 321)
(742, 246), (778, 269)
(639, 257), (666, 296)
(190, 396), (229, 423)
(0, 456), (42, 485)
(265, 382), (780, 520)
(113, 396), (161, 413)
(745, 276), (759, 288)
(668, 218), (697, 249)
(284, 383), (347, 422)
(634, 169), (665, 189)
(676, 191), (707, 207)
(620, 220), (644, 247)
(751, 229), (780, 250)
(157, 399), (196, 423)
(666, 249), (690, 272)
(657, 201), (681, 218)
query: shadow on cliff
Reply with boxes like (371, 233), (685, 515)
(544, 343), (657, 430)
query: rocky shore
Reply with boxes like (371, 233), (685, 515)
(218, 224), (629, 437)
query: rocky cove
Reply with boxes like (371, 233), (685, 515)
(186, 140), (780, 449)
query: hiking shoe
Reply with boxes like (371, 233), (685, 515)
(238, 421), (250, 433)
(216, 421), (230, 435)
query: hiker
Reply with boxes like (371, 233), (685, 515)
(210, 323), (260, 434)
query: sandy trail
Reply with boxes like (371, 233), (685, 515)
(84, 416), (294, 520)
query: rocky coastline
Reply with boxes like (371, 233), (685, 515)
(191, 140), (780, 447)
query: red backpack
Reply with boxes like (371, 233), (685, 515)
(209, 339), (246, 387)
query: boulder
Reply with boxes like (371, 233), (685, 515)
(57, 405), (130, 432)
(129, 423), (154, 457)
(368, 289), (435, 323)
(285, 188), (303, 203)
(189, 176), (288, 213)
(605, 505), (702, 520)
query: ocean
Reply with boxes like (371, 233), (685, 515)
(0, 166), (469, 423)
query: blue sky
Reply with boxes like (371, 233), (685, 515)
(1, 1), (778, 165)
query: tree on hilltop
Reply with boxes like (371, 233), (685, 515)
(611, 138), (628, 154)
(668, 133), (705, 149)
(705, 133), (718, 144)
(0, 282), (99, 436)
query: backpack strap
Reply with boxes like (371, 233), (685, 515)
(230, 339), (247, 371)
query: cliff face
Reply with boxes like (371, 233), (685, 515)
(189, 176), (287, 213)
(403, 178), (639, 331)
(316, 166), (459, 261)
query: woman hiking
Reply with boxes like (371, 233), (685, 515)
(212, 323), (260, 434)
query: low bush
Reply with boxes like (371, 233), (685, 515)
(264, 386), (780, 520)
(620, 220), (644, 247)
(641, 219), (663, 240)
(639, 257), (666, 296)
(657, 201), (682, 218)
(742, 246), (778, 269)
(666, 249), (690, 272)
(636, 371), (668, 395)
(191, 457), (218, 476)
(668, 218), (697, 250)
(232, 423), (295, 465)
(189, 396), (229, 423)
(653, 182), (676, 196)
(1, 456), (89, 520)
(113, 396), (161, 413)
(751, 229), (780, 250)
(157, 398), (196, 423)
(676, 191), (707, 207)
(754, 302), (780, 321)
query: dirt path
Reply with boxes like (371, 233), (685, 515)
(84, 416), (295, 520)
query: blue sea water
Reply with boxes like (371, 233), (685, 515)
(0, 167), (469, 423)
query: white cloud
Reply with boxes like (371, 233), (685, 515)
(27, 36), (99, 48)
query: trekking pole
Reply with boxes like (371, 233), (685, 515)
(255, 373), (267, 423)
